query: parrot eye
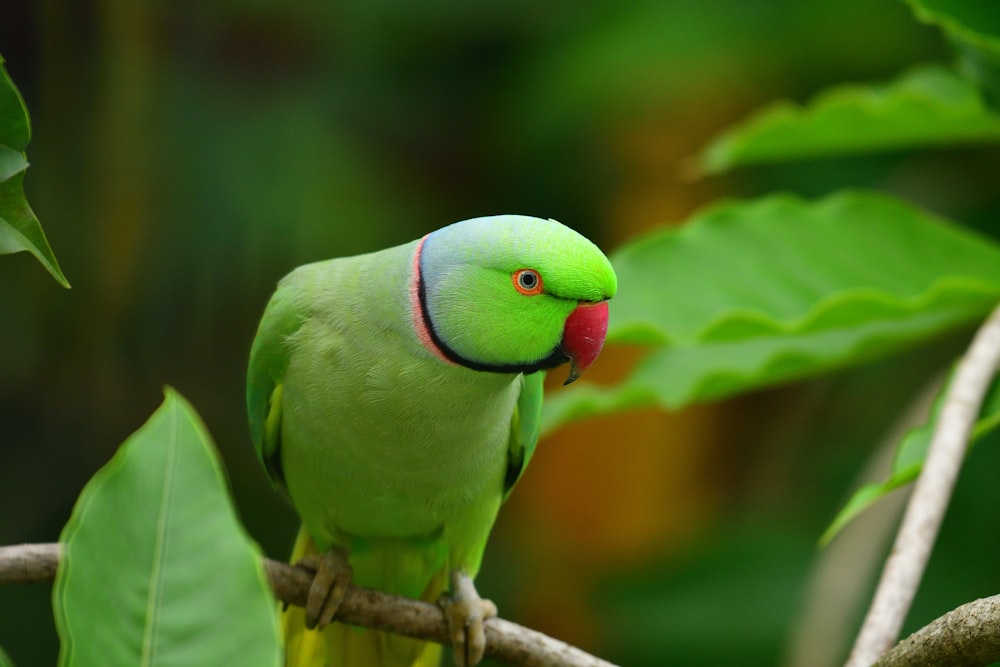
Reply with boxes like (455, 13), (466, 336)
(513, 269), (544, 296)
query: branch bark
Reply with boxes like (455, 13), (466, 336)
(874, 594), (1000, 667)
(846, 303), (1000, 667)
(0, 542), (616, 667)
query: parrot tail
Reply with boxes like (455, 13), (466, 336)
(282, 528), (444, 667)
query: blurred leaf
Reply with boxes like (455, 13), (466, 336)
(543, 191), (1000, 434)
(0, 56), (30, 151)
(53, 389), (281, 667)
(0, 148), (69, 287)
(904, 0), (1000, 51)
(598, 525), (813, 666)
(0, 144), (26, 181)
(502, 1), (934, 154)
(0, 57), (69, 287)
(821, 374), (1000, 544)
(954, 38), (1000, 111)
(904, 0), (1000, 108)
(0, 645), (13, 667)
(698, 65), (1000, 174)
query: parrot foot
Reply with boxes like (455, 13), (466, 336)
(295, 547), (353, 630)
(438, 571), (497, 667)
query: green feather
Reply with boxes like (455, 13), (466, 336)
(247, 275), (308, 494)
(503, 371), (544, 501)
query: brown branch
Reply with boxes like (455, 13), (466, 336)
(0, 542), (617, 667)
(846, 303), (1000, 667)
(874, 594), (1000, 667)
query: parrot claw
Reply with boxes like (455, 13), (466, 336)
(295, 547), (353, 630)
(438, 571), (497, 667)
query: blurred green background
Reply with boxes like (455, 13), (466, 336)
(3, 1), (1000, 665)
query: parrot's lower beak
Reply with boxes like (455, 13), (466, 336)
(564, 357), (585, 386)
(560, 300), (609, 385)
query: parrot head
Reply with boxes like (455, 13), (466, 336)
(411, 215), (617, 384)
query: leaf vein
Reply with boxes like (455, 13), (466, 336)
(141, 404), (179, 666)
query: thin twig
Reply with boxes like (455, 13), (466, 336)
(846, 303), (1000, 667)
(0, 542), (617, 667)
(874, 594), (1000, 667)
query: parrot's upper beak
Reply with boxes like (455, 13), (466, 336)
(560, 300), (610, 385)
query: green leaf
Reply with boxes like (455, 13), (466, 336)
(698, 65), (1000, 175)
(0, 644), (14, 667)
(542, 191), (1000, 435)
(904, 0), (1000, 108)
(821, 374), (1000, 545)
(0, 57), (69, 287)
(53, 389), (282, 667)
(0, 56), (30, 151)
(904, 0), (1000, 55)
(0, 143), (27, 181)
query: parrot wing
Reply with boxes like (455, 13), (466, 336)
(502, 370), (544, 502)
(247, 275), (307, 495)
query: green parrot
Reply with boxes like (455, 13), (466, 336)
(247, 215), (617, 667)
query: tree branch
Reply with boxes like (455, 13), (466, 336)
(0, 542), (617, 667)
(846, 303), (1000, 667)
(874, 594), (1000, 667)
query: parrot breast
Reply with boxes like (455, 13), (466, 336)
(278, 245), (521, 549)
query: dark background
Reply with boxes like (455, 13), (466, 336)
(3, 1), (1000, 665)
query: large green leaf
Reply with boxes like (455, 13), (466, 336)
(0, 56), (69, 287)
(542, 191), (1000, 435)
(905, 0), (1000, 108)
(698, 65), (1000, 175)
(53, 389), (281, 667)
(820, 374), (1000, 545)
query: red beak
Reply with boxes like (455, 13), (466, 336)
(560, 300), (609, 385)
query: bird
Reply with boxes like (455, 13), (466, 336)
(247, 214), (617, 667)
